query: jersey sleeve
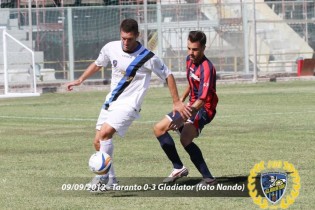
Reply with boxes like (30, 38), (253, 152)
(149, 55), (172, 80)
(94, 43), (110, 67)
(198, 62), (213, 100)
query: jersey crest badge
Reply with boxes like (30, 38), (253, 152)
(113, 60), (117, 67)
(261, 172), (287, 204)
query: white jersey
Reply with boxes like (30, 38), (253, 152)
(95, 41), (172, 111)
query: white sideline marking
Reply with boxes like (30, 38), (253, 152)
(0, 110), (314, 123)
(217, 110), (315, 118)
(0, 115), (95, 121)
(0, 115), (156, 123)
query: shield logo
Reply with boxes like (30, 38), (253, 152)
(113, 60), (117, 67)
(260, 172), (287, 204)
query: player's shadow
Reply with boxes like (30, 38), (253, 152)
(173, 175), (249, 186)
(173, 175), (264, 195)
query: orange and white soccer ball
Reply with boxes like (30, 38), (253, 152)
(88, 151), (112, 175)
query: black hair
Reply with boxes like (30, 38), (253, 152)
(120, 18), (139, 34)
(188, 31), (206, 47)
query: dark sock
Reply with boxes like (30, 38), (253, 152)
(157, 132), (183, 169)
(184, 142), (214, 178)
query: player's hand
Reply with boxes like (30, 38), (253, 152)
(173, 101), (191, 120)
(66, 79), (82, 91)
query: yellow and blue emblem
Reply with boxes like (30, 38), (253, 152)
(260, 172), (287, 204)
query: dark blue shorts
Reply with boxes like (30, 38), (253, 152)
(166, 108), (216, 134)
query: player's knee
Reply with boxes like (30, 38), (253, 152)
(153, 122), (165, 137)
(99, 129), (113, 140)
(98, 123), (115, 140)
(153, 123), (160, 136)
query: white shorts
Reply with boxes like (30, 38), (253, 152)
(96, 105), (140, 137)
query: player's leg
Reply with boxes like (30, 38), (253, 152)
(92, 108), (117, 187)
(101, 105), (140, 189)
(154, 112), (188, 183)
(181, 109), (216, 185)
(90, 106), (138, 192)
(180, 124), (214, 179)
(154, 116), (184, 169)
(89, 124), (117, 192)
(98, 123), (117, 188)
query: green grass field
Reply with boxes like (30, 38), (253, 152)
(0, 80), (314, 209)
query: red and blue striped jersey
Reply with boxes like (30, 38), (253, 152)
(186, 55), (218, 112)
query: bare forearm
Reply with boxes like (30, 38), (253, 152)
(66, 62), (102, 91)
(191, 99), (205, 115)
(180, 84), (190, 102)
(165, 74), (180, 103)
(78, 63), (102, 83)
(165, 74), (192, 119)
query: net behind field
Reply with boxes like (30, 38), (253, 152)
(2, 1), (315, 83)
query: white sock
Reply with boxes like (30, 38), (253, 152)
(100, 139), (116, 179)
(95, 174), (108, 181)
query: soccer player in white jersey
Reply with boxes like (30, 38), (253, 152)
(66, 19), (191, 192)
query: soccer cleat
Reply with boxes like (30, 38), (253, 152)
(87, 175), (108, 193)
(87, 175), (108, 186)
(196, 178), (218, 187)
(104, 177), (118, 191)
(163, 166), (189, 183)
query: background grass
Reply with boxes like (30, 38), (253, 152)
(0, 80), (314, 209)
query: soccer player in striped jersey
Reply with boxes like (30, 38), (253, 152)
(154, 30), (218, 186)
(66, 19), (191, 192)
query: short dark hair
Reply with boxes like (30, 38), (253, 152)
(120, 19), (139, 34)
(188, 31), (206, 47)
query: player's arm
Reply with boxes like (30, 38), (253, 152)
(190, 99), (205, 116)
(180, 84), (190, 102)
(149, 56), (191, 118)
(194, 62), (213, 111)
(66, 63), (102, 91)
(165, 74), (191, 119)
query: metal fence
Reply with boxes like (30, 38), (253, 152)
(1, 1), (314, 82)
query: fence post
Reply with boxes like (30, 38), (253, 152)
(252, 0), (258, 82)
(242, 1), (249, 74)
(157, 1), (162, 58)
(67, 7), (74, 81)
(2, 27), (8, 95)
